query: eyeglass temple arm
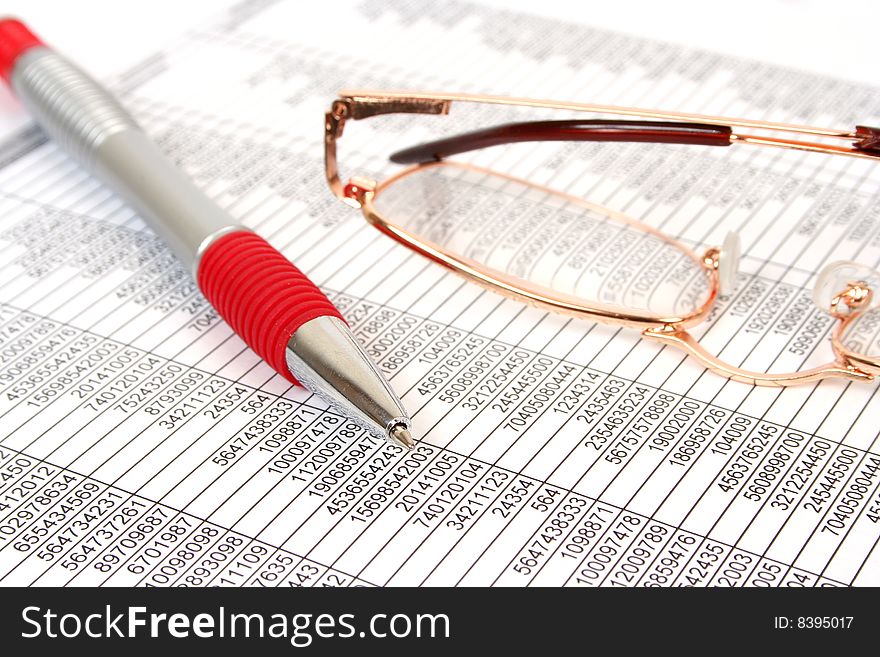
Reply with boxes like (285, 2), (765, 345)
(389, 120), (880, 165)
(325, 93), (880, 201)
(389, 119), (733, 164)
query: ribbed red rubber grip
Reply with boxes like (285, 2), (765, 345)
(197, 231), (344, 382)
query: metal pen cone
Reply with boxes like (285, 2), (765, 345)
(388, 423), (415, 450)
(285, 316), (413, 446)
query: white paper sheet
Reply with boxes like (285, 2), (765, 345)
(0, 0), (879, 587)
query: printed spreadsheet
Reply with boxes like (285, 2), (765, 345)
(0, 0), (879, 587)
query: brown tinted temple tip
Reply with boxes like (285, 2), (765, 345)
(855, 125), (880, 153)
(389, 119), (733, 164)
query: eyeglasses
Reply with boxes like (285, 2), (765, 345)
(323, 91), (880, 387)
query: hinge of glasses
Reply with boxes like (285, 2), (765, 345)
(342, 95), (451, 120)
(330, 96), (449, 137)
(343, 176), (376, 206)
(327, 99), (351, 138)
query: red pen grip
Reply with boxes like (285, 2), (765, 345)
(197, 230), (343, 382)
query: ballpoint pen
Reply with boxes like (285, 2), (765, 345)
(0, 19), (414, 449)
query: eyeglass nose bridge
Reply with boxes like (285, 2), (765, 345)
(827, 280), (880, 378)
(642, 326), (874, 387)
(643, 276), (879, 386)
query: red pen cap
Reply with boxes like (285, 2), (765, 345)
(0, 18), (43, 83)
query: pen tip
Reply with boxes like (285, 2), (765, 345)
(388, 423), (415, 450)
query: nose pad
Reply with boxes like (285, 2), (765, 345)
(813, 260), (880, 314)
(717, 231), (741, 292)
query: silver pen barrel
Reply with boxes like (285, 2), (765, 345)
(12, 47), (242, 270)
(4, 29), (413, 448)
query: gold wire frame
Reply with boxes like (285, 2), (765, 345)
(324, 90), (880, 386)
(372, 160), (717, 330)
